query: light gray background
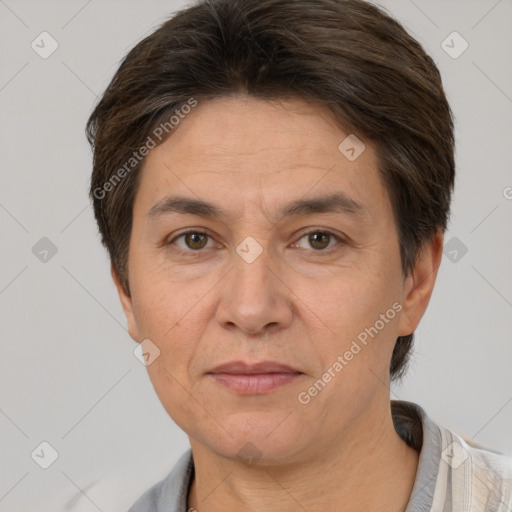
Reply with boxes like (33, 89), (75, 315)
(1, 0), (511, 510)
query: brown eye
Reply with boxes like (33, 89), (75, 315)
(308, 232), (331, 250)
(183, 232), (209, 250)
(293, 230), (340, 252)
(170, 231), (214, 253)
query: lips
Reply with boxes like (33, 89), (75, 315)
(208, 361), (301, 375)
(207, 361), (303, 394)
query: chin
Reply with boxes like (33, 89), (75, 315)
(198, 412), (314, 467)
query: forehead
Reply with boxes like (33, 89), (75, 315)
(135, 95), (390, 222)
(150, 95), (358, 168)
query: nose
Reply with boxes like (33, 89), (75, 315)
(215, 245), (294, 338)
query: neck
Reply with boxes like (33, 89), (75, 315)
(187, 400), (419, 512)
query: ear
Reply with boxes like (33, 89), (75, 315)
(398, 228), (444, 336)
(111, 264), (141, 343)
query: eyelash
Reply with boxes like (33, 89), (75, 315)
(166, 228), (345, 257)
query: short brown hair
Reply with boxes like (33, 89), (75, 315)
(86, 0), (455, 380)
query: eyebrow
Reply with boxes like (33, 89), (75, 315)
(146, 192), (367, 222)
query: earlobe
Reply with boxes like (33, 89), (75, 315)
(398, 228), (444, 337)
(111, 264), (141, 342)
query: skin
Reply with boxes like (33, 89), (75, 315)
(113, 94), (443, 512)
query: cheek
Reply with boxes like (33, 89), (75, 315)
(131, 281), (210, 428)
(314, 264), (403, 372)
(130, 259), (207, 337)
(129, 267), (222, 387)
(329, 270), (398, 326)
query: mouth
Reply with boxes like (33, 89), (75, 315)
(206, 361), (304, 395)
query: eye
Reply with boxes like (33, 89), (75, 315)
(292, 229), (342, 252)
(170, 230), (218, 253)
(167, 228), (345, 256)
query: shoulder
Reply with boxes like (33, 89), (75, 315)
(128, 480), (162, 512)
(436, 421), (512, 511)
(392, 400), (512, 512)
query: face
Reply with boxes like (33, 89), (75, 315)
(115, 95), (440, 465)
